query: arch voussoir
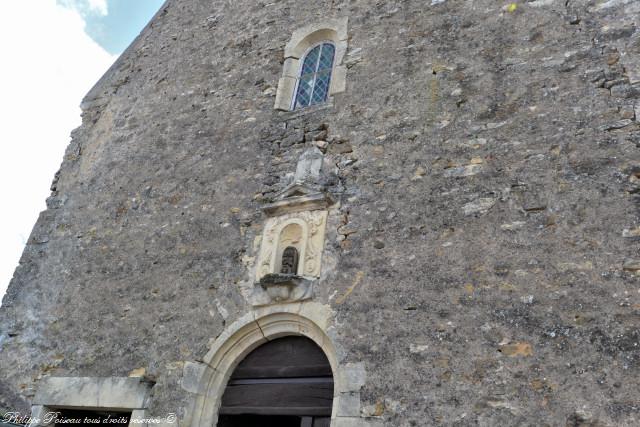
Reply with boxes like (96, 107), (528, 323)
(185, 303), (368, 427)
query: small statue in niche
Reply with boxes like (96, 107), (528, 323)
(281, 246), (299, 275)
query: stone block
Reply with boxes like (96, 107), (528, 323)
(336, 392), (361, 417)
(332, 417), (383, 427)
(33, 377), (152, 409)
(443, 164), (483, 178)
(298, 301), (333, 331)
(282, 58), (299, 78)
(274, 76), (297, 111)
(463, 198), (496, 216)
(623, 259), (640, 272)
(330, 65), (347, 95)
(181, 361), (212, 395)
(338, 363), (367, 392)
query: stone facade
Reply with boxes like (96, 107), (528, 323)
(1, 0), (640, 425)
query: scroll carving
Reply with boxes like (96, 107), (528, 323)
(255, 210), (328, 281)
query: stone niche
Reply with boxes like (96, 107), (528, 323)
(251, 148), (333, 306)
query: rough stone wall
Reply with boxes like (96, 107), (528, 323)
(1, 0), (639, 425)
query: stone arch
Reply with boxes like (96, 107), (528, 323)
(274, 18), (348, 111)
(183, 306), (368, 427)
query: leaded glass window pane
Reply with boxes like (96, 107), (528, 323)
(318, 44), (335, 71)
(295, 75), (314, 109)
(301, 45), (321, 76)
(293, 42), (335, 110)
(311, 72), (331, 105)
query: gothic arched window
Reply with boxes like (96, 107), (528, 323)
(293, 43), (335, 110)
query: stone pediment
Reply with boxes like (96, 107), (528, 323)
(277, 182), (319, 199)
(262, 182), (334, 216)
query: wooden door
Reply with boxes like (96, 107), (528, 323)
(217, 415), (330, 427)
(218, 336), (334, 426)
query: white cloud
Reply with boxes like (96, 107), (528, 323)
(87, 0), (108, 15)
(58, 0), (109, 16)
(0, 1), (117, 302)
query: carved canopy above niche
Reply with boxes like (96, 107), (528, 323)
(261, 184), (333, 216)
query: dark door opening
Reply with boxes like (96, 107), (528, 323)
(217, 336), (333, 427)
(218, 414), (302, 427)
(218, 414), (330, 427)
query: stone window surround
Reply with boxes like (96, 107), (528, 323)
(274, 17), (348, 111)
(182, 302), (381, 427)
(28, 377), (155, 427)
(290, 41), (336, 109)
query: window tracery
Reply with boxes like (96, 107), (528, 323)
(293, 43), (335, 109)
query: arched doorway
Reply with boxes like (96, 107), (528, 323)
(217, 336), (333, 427)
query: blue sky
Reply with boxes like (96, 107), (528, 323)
(0, 0), (163, 302)
(74, 0), (165, 54)
(60, 0), (165, 54)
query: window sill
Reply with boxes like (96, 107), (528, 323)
(277, 101), (334, 120)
